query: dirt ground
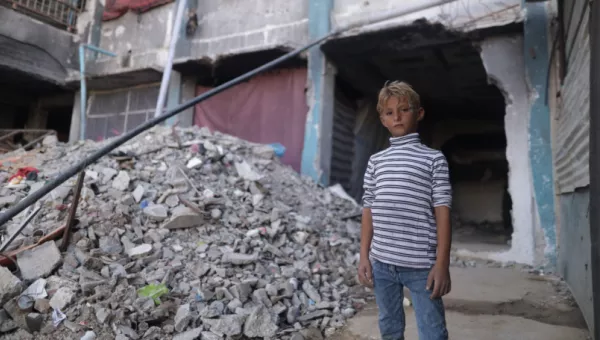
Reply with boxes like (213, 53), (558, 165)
(332, 263), (590, 340)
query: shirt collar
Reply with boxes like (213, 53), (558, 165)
(389, 133), (420, 147)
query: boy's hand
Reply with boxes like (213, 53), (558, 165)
(426, 264), (451, 299)
(358, 257), (373, 287)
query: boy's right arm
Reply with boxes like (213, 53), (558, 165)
(359, 158), (376, 287)
(358, 207), (374, 286)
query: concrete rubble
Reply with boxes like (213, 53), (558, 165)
(0, 126), (365, 339)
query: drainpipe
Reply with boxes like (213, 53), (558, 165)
(153, 0), (187, 118)
(79, 44), (116, 140)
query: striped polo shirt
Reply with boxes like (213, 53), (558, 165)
(362, 133), (452, 268)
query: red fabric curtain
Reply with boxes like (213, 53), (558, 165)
(194, 68), (308, 172)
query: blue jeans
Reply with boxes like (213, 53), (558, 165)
(372, 260), (448, 340)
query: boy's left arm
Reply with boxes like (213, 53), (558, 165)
(428, 155), (453, 299)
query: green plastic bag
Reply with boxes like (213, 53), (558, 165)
(137, 283), (169, 305)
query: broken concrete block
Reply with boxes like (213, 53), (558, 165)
(127, 244), (153, 257)
(173, 327), (203, 340)
(0, 266), (23, 306)
(17, 241), (62, 281)
(221, 252), (258, 265)
(0, 195), (18, 206)
(25, 313), (43, 332)
(81, 331), (97, 340)
(143, 204), (168, 222)
(99, 236), (123, 254)
(49, 287), (75, 310)
(174, 304), (192, 332)
(133, 185), (145, 203)
(243, 305), (279, 338)
(112, 171), (130, 191)
(162, 213), (204, 230)
(95, 307), (112, 324)
(202, 315), (245, 337)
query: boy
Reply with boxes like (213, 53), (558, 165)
(358, 81), (452, 340)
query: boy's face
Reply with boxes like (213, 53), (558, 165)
(380, 96), (424, 137)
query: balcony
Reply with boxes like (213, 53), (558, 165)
(0, 0), (84, 32)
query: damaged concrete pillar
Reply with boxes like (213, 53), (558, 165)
(169, 73), (196, 128)
(301, 0), (335, 185)
(69, 91), (82, 142)
(479, 36), (536, 265)
(523, 1), (557, 266)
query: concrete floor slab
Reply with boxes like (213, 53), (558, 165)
(338, 307), (589, 340)
(445, 267), (555, 304)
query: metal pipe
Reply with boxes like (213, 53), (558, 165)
(78, 44), (117, 140)
(154, 0), (188, 118)
(0, 205), (41, 252)
(0, 0), (455, 228)
(79, 44), (86, 141)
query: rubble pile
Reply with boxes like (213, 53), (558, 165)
(0, 127), (366, 340)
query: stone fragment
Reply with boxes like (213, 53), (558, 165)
(49, 287), (75, 310)
(202, 315), (245, 336)
(297, 310), (331, 322)
(0, 266), (23, 306)
(127, 244), (153, 257)
(162, 213), (204, 230)
(174, 304), (192, 332)
(144, 204), (168, 221)
(112, 171), (130, 191)
(133, 185), (145, 203)
(99, 236), (123, 254)
(25, 313), (43, 332)
(34, 299), (51, 313)
(201, 332), (221, 340)
(81, 331), (97, 340)
(17, 241), (62, 281)
(302, 281), (322, 303)
(221, 252), (258, 265)
(95, 307), (112, 324)
(243, 305), (279, 338)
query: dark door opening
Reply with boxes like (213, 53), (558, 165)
(323, 22), (519, 251)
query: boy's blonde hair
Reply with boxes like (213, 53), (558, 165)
(376, 81), (421, 114)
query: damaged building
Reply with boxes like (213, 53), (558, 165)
(63, 0), (547, 271)
(2, 0), (599, 337)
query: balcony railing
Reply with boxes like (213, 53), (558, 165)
(0, 0), (84, 32)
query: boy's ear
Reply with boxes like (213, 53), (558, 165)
(417, 108), (425, 122)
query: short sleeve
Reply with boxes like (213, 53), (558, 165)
(362, 158), (376, 208)
(432, 154), (452, 208)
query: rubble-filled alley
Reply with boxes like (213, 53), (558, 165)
(0, 126), (590, 340)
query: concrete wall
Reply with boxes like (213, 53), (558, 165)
(548, 0), (594, 332)
(0, 7), (79, 84)
(558, 189), (593, 332)
(91, 0), (308, 77)
(332, 0), (522, 34)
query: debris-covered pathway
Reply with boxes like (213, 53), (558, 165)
(333, 263), (590, 340)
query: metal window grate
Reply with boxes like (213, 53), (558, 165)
(0, 0), (85, 32)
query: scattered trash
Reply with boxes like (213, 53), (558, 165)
(52, 308), (66, 327)
(268, 143), (286, 158)
(137, 283), (169, 305)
